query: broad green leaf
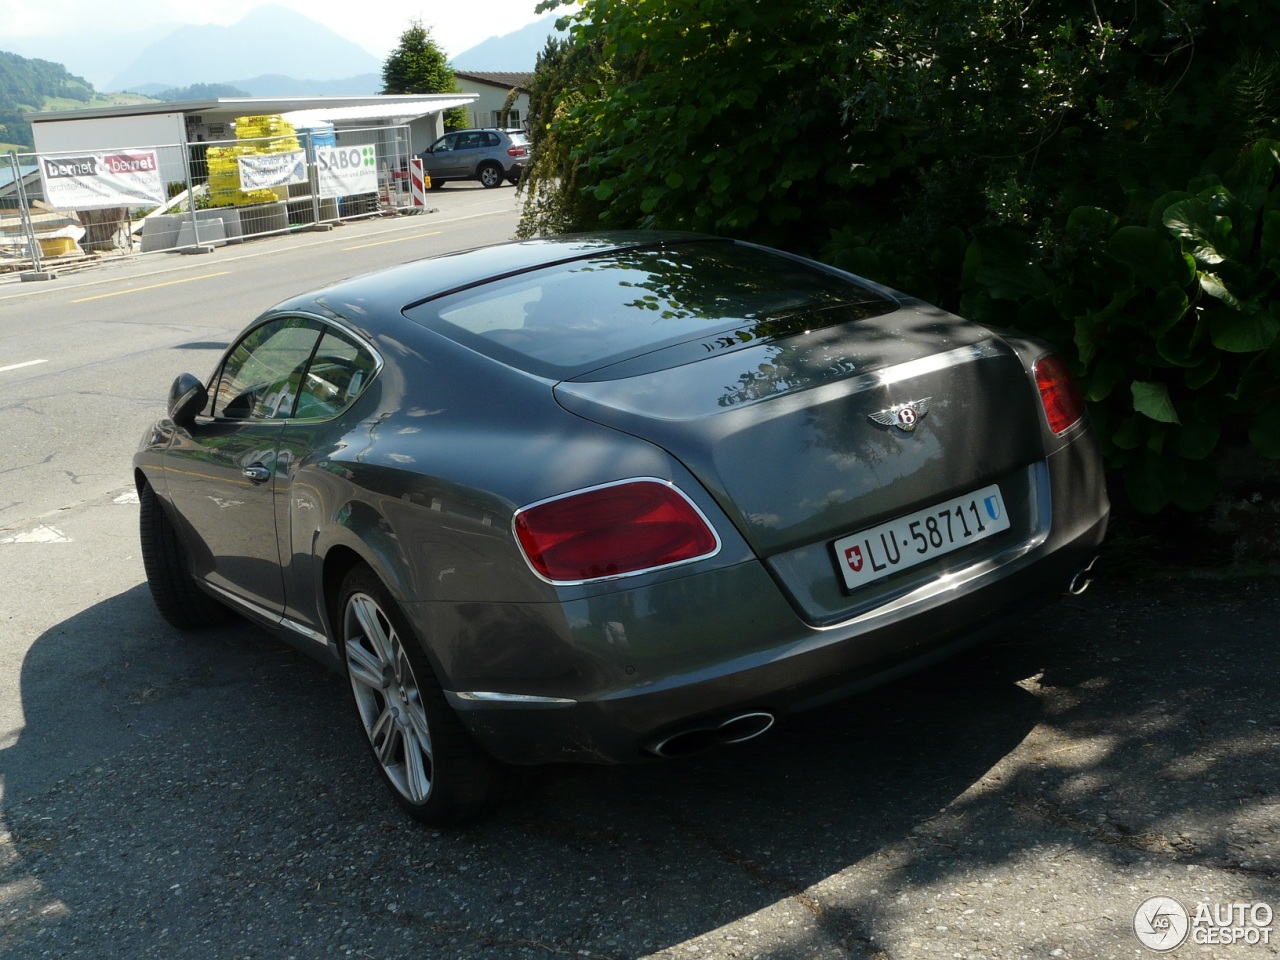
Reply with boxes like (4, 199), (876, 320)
(1156, 311), (1206, 366)
(1209, 305), (1280, 353)
(1200, 273), (1244, 311)
(1066, 205), (1118, 237)
(1131, 380), (1181, 423)
(1111, 414), (1148, 450)
(1148, 191), (1193, 231)
(975, 263), (1054, 300)
(1172, 417), (1220, 460)
(1164, 198), (1228, 265)
(1108, 226), (1181, 289)
(1084, 355), (1125, 402)
(1183, 355), (1221, 390)
(1149, 284), (1190, 336)
(1262, 210), (1280, 277)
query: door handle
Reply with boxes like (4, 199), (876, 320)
(242, 464), (271, 484)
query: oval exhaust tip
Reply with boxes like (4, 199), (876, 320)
(649, 711), (776, 758)
(1068, 555), (1100, 596)
(716, 711), (775, 744)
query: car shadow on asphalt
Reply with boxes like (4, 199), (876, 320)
(2, 578), (1276, 958)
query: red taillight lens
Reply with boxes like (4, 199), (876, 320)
(514, 480), (719, 583)
(1033, 353), (1085, 435)
(507, 146), (527, 157)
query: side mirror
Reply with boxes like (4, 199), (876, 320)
(167, 373), (208, 427)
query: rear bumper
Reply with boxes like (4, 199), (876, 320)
(440, 503), (1106, 765)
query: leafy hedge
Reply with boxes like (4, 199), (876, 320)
(520, 0), (1280, 512)
(960, 142), (1280, 512)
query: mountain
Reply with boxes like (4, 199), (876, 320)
(451, 14), (566, 71)
(106, 4), (382, 93)
(132, 74), (382, 99)
(0, 50), (94, 147)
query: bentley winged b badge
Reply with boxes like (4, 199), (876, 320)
(869, 398), (931, 433)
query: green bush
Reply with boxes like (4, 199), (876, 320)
(959, 142), (1280, 512)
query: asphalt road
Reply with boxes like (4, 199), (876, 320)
(1, 192), (1277, 959)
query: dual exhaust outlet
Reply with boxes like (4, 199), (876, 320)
(649, 556), (1101, 757)
(648, 710), (775, 759)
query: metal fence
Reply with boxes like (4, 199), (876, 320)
(1, 124), (417, 280)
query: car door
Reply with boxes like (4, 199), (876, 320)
(162, 316), (325, 616)
(424, 132), (461, 179)
(271, 324), (381, 640)
(451, 131), (485, 177)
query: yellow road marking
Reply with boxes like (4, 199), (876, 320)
(71, 271), (232, 303)
(343, 230), (443, 251)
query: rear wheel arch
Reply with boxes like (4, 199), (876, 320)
(321, 543), (365, 643)
(337, 561), (504, 823)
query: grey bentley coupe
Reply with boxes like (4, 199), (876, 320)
(134, 232), (1108, 824)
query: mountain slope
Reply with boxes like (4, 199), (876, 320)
(107, 4), (382, 92)
(451, 14), (565, 71)
(0, 51), (95, 147)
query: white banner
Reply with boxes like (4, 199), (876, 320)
(38, 151), (165, 209)
(237, 151), (307, 190)
(315, 145), (377, 198)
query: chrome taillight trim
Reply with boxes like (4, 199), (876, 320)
(511, 477), (723, 587)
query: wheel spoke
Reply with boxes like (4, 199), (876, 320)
(402, 722), (431, 803)
(404, 691), (433, 757)
(345, 640), (384, 690)
(350, 595), (393, 663)
(370, 707), (400, 765)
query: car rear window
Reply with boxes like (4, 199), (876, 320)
(402, 240), (896, 378)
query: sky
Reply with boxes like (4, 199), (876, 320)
(1, 0), (558, 79)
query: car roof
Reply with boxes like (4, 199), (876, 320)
(266, 231), (724, 321)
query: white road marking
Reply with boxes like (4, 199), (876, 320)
(0, 359), (47, 374)
(0, 524), (71, 543)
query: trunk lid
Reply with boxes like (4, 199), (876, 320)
(554, 304), (1043, 561)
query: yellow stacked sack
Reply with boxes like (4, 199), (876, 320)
(206, 116), (304, 207)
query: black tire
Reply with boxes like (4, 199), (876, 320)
(429, 179), (445, 190)
(139, 482), (231, 629)
(339, 564), (503, 825)
(477, 163), (504, 188)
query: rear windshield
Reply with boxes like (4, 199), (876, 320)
(402, 240), (895, 378)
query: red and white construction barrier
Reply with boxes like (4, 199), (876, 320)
(410, 158), (428, 207)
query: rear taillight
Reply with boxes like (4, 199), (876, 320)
(1033, 353), (1085, 435)
(507, 146), (527, 157)
(514, 479), (719, 583)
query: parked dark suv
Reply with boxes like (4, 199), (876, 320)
(419, 128), (530, 189)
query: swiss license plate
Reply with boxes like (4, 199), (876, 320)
(833, 484), (1010, 591)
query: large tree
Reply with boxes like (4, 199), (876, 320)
(382, 20), (468, 129)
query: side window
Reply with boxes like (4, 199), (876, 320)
(292, 328), (379, 420)
(208, 317), (323, 420)
(434, 134), (456, 153)
(484, 132), (501, 147)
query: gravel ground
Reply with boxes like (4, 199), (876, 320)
(1, 568), (1277, 959)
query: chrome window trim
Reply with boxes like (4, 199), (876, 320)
(204, 310), (384, 425)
